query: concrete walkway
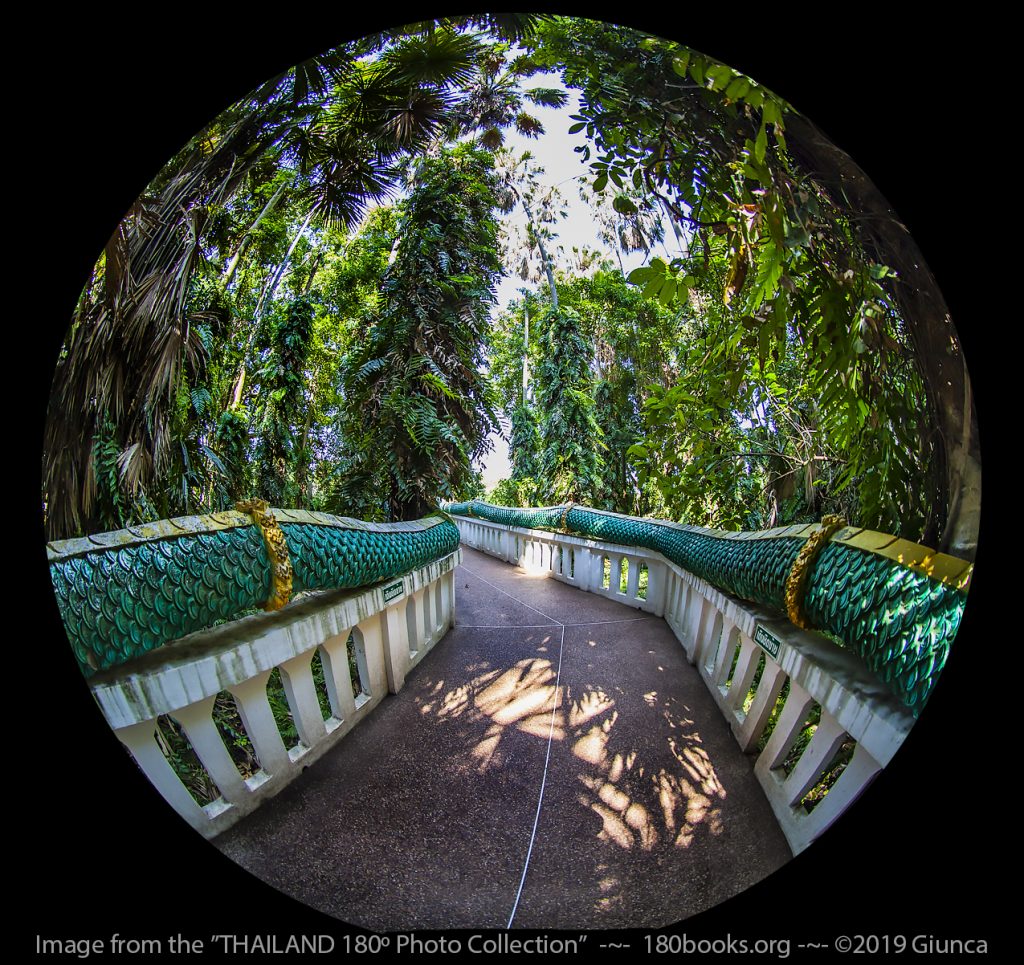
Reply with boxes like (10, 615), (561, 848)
(216, 547), (791, 931)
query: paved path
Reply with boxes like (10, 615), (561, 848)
(216, 547), (791, 930)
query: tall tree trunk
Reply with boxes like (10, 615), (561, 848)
(223, 182), (288, 286)
(786, 113), (981, 560)
(256, 207), (316, 318)
(522, 307), (530, 401)
(229, 207), (316, 409)
(522, 199), (558, 311)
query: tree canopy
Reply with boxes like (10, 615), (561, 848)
(43, 15), (978, 562)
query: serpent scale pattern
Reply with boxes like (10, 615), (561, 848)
(48, 512), (459, 677)
(446, 500), (970, 713)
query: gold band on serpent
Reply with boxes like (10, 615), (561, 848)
(784, 514), (846, 629)
(236, 499), (294, 611)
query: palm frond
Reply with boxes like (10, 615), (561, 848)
(524, 87), (570, 109)
(375, 28), (481, 88)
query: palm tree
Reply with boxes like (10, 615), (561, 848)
(44, 18), (546, 539)
(336, 143), (504, 520)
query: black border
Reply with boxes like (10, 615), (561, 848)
(24, 6), (998, 956)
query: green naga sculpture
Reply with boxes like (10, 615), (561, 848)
(47, 491), (971, 719)
(47, 501), (460, 677)
(444, 500), (972, 715)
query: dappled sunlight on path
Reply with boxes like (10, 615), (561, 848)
(216, 545), (790, 931)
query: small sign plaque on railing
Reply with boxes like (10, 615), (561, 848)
(754, 625), (782, 660)
(383, 581), (404, 604)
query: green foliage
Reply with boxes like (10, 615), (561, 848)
(336, 143), (504, 520)
(489, 268), (676, 518)
(535, 306), (603, 503)
(508, 402), (541, 482)
(211, 408), (251, 505)
(48, 17), (949, 550)
(91, 417), (130, 532)
(254, 296), (315, 506)
(530, 17), (938, 540)
(488, 476), (540, 507)
(46, 18), (544, 540)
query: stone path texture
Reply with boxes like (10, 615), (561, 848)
(216, 546), (792, 930)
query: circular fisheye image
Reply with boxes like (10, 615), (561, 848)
(42, 13), (978, 933)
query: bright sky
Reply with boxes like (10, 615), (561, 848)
(475, 78), (656, 490)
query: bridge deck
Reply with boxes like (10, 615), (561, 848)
(216, 546), (791, 930)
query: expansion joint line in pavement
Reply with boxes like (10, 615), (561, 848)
(456, 563), (564, 928)
(506, 619), (564, 929)
(458, 564), (564, 627)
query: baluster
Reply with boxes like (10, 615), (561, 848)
(695, 609), (724, 670)
(646, 561), (666, 616)
(228, 671), (290, 773)
(665, 575), (681, 631)
(723, 631), (760, 714)
(319, 631), (358, 720)
(172, 696), (249, 804)
(115, 720), (209, 830)
(422, 582), (436, 644)
(278, 651), (327, 749)
(734, 659), (787, 752)
(678, 581), (693, 632)
(607, 554), (620, 594)
(433, 579), (444, 636)
(782, 712), (848, 807)
(711, 622), (741, 688)
(680, 592), (707, 662)
(793, 743), (881, 850)
(755, 680), (814, 772)
(406, 588), (425, 653)
(625, 557), (641, 600)
(699, 614), (730, 678)
(444, 568), (456, 629)
(381, 601), (411, 694)
(357, 620), (386, 697)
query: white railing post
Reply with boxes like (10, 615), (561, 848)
(382, 600), (411, 694)
(571, 546), (591, 591)
(786, 744), (882, 853)
(278, 651), (327, 750)
(756, 680), (815, 773)
(694, 608), (724, 671)
(353, 620), (384, 698)
(734, 659), (787, 752)
(319, 632), (359, 720)
(709, 622), (735, 685)
(88, 550), (459, 839)
(646, 560), (667, 616)
(444, 568), (456, 628)
(679, 591), (708, 662)
(608, 554), (622, 596)
(699, 615), (732, 682)
(115, 721), (210, 832)
(172, 697), (249, 805)
(781, 714), (848, 809)
(407, 589), (424, 654)
(625, 556), (640, 600)
(228, 671), (291, 773)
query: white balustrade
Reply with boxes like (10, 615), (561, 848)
(452, 515), (914, 855)
(88, 550), (460, 839)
